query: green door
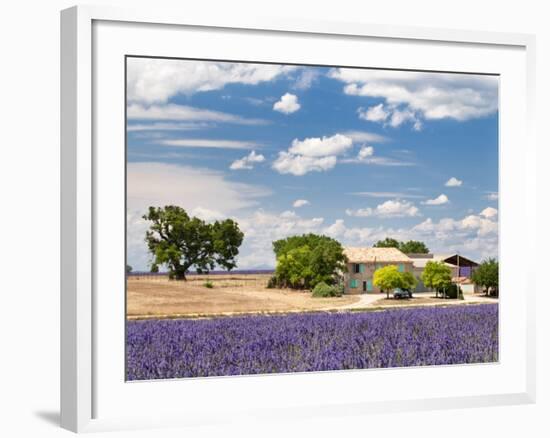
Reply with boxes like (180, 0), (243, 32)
(366, 279), (373, 292)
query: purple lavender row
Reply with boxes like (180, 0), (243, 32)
(126, 304), (498, 380)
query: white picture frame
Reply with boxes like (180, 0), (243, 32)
(60, 5), (537, 433)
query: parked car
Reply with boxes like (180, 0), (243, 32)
(393, 288), (413, 299)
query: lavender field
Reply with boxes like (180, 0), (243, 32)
(126, 304), (498, 380)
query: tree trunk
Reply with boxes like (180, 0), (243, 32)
(171, 264), (188, 281)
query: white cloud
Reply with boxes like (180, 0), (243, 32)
(280, 210), (298, 219)
(272, 134), (354, 176)
(274, 133), (411, 175)
(273, 93), (301, 114)
(127, 162), (270, 214)
(127, 58), (297, 104)
(389, 108), (422, 130)
(339, 145), (376, 164)
(293, 199), (310, 208)
(230, 151), (265, 170)
(361, 156), (416, 166)
(127, 122), (208, 132)
(323, 219), (349, 239)
(329, 68), (498, 126)
(357, 146), (374, 160)
(190, 206), (226, 222)
(485, 192), (499, 201)
(358, 104), (389, 122)
(346, 199), (420, 218)
(358, 103), (422, 130)
(342, 130), (388, 144)
(445, 177), (463, 187)
(293, 69), (320, 90)
(413, 212), (498, 239)
(161, 139), (261, 149)
(272, 152), (338, 176)
(423, 194), (449, 205)
(289, 134), (353, 157)
(127, 103), (267, 125)
(350, 191), (425, 199)
(480, 207), (498, 219)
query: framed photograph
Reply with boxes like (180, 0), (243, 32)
(61, 5), (536, 432)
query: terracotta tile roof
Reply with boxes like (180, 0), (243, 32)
(343, 247), (412, 263)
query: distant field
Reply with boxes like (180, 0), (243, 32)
(126, 274), (359, 318)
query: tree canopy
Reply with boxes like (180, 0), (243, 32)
(399, 240), (430, 254)
(421, 261), (452, 296)
(401, 271), (418, 291)
(373, 265), (417, 299)
(373, 237), (401, 249)
(273, 233), (346, 289)
(143, 205), (243, 280)
(373, 237), (429, 254)
(472, 258), (499, 296)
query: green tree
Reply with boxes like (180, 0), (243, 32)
(126, 264), (132, 274)
(275, 245), (314, 289)
(373, 265), (405, 299)
(273, 234), (346, 289)
(143, 205), (244, 280)
(399, 240), (429, 254)
(472, 258), (499, 296)
(421, 261), (452, 297)
(374, 237), (430, 254)
(373, 237), (401, 249)
(401, 271), (418, 290)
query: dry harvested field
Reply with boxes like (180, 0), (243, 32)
(127, 274), (360, 318)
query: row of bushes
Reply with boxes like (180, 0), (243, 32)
(311, 282), (344, 297)
(439, 283), (464, 299)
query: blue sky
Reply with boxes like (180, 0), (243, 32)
(126, 57), (499, 271)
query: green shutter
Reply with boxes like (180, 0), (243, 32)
(350, 279), (358, 288)
(359, 264), (366, 273)
(367, 279), (373, 291)
(398, 264), (404, 272)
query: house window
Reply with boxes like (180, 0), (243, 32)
(353, 263), (360, 273)
(350, 279), (358, 288)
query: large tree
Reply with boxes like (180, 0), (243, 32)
(273, 234), (346, 289)
(143, 206), (243, 280)
(373, 237), (401, 249)
(373, 237), (429, 254)
(421, 261), (452, 297)
(399, 240), (429, 254)
(472, 258), (499, 296)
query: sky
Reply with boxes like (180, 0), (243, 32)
(126, 57), (499, 271)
